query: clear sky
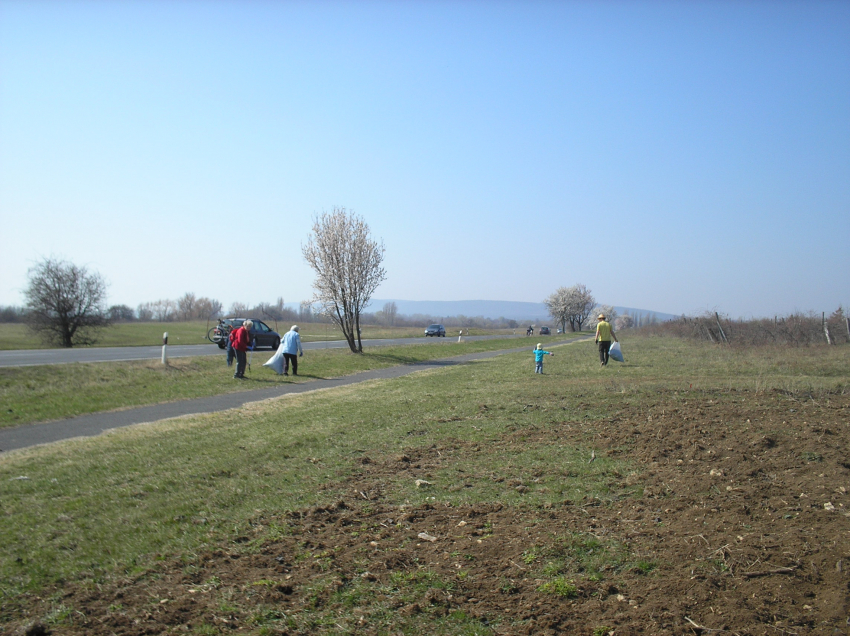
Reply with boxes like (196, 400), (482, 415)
(1, 0), (848, 318)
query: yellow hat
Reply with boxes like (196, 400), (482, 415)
(598, 314), (606, 320)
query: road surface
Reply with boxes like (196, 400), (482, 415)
(0, 334), (527, 368)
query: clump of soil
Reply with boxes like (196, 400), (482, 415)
(6, 389), (849, 635)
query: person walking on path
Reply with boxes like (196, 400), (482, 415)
(533, 343), (554, 374)
(231, 320), (253, 379)
(595, 314), (618, 367)
(280, 325), (304, 376)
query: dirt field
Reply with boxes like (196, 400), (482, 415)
(9, 388), (849, 635)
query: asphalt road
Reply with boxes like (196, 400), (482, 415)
(0, 339), (590, 452)
(0, 334), (526, 368)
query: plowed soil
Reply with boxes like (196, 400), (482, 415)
(9, 389), (850, 635)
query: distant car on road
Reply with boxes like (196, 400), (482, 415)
(539, 326), (551, 335)
(424, 324), (446, 337)
(209, 318), (281, 350)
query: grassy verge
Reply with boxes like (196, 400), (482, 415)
(0, 321), (520, 350)
(0, 335), (580, 427)
(1, 335), (846, 607)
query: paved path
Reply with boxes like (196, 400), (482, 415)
(0, 339), (591, 453)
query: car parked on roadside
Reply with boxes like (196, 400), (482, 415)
(424, 324), (446, 337)
(539, 326), (551, 335)
(209, 318), (281, 350)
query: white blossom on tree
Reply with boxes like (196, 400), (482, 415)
(544, 287), (571, 333)
(302, 207), (386, 353)
(544, 284), (596, 332)
(594, 305), (618, 326)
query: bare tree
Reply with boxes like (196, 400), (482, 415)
(108, 304), (136, 322)
(177, 292), (197, 320)
(302, 207), (386, 353)
(196, 297), (223, 320)
(151, 299), (177, 322)
(24, 257), (111, 347)
(228, 301), (249, 316)
(299, 300), (314, 322)
(382, 301), (398, 326)
(137, 302), (154, 321)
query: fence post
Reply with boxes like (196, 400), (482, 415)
(715, 312), (728, 343)
(823, 312), (833, 345)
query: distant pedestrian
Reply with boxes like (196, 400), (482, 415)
(595, 314), (618, 367)
(527, 326), (534, 336)
(231, 319), (253, 379)
(280, 325), (304, 376)
(533, 343), (554, 374)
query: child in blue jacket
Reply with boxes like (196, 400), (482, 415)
(533, 343), (554, 374)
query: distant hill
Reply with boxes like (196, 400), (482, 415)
(367, 299), (676, 322)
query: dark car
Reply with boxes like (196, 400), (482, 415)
(424, 324), (446, 337)
(539, 326), (551, 335)
(211, 318), (281, 350)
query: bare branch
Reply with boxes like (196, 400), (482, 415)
(24, 257), (111, 347)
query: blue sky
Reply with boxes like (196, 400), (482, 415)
(1, 0), (848, 318)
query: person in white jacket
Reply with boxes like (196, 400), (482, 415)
(280, 325), (304, 376)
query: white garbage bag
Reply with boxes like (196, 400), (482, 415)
(263, 346), (285, 374)
(608, 341), (624, 362)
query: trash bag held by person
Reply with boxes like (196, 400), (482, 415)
(263, 345), (286, 375)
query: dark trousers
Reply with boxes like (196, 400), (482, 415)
(234, 350), (247, 377)
(598, 341), (611, 365)
(283, 353), (298, 375)
(226, 344), (236, 367)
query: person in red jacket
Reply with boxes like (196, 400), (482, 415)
(230, 319), (253, 379)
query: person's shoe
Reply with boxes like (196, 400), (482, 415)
(292, 372), (297, 376)
(283, 372), (289, 376)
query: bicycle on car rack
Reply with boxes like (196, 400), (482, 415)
(206, 319), (233, 349)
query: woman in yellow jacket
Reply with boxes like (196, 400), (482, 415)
(595, 314), (618, 367)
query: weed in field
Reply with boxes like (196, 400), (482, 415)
(522, 547), (541, 564)
(632, 560), (658, 575)
(537, 576), (578, 598)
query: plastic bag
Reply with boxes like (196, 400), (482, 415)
(263, 348), (285, 374)
(608, 341), (624, 363)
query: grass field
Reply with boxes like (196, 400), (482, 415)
(0, 335), (573, 427)
(1, 336), (847, 635)
(0, 321), (517, 350)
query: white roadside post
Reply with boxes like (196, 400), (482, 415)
(161, 332), (168, 365)
(458, 330), (463, 343)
